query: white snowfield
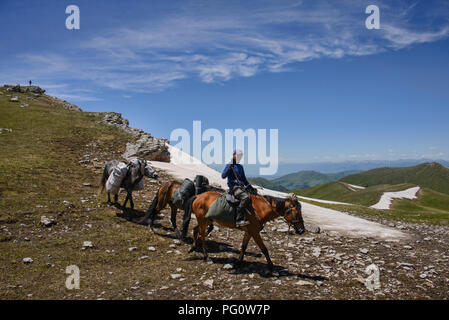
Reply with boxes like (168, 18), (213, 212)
(370, 186), (420, 210)
(347, 183), (365, 190)
(150, 144), (408, 240)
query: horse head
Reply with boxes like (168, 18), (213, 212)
(285, 194), (305, 235)
(265, 194), (305, 235)
(143, 160), (158, 179)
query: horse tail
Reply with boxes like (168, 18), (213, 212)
(156, 181), (175, 211)
(144, 188), (160, 222)
(98, 165), (109, 195)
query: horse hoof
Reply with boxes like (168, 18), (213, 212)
(188, 246), (195, 253)
(174, 229), (182, 239)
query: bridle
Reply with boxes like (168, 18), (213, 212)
(281, 194), (302, 224)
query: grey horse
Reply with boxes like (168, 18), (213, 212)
(99, 159), (158, 209)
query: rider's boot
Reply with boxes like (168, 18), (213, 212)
(235, 207), (250, 227)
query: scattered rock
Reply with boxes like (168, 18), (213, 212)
(171, 274), (182, 279)
(306, 224), (321, 234)
(128, 247), (137, 252)
(10, 96), (19, 102)
(83, 241), (93, 249)
(223, 264), (234, 270)
(312, 247), (321, 258)
(82, 183), (92, 187)
(295, 280), (314, 286)
(40, 216), (56, 227)
(148, 246), (156, 252)
(23, 257), (33, 264)
(359, 248), (369, 254)
(203, 279), (214, 289)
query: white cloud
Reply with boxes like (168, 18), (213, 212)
(2, 0), (448, 93)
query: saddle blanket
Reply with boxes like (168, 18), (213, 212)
(205, 194), (236, 224)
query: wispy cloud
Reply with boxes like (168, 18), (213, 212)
(2, 0), (449, 94)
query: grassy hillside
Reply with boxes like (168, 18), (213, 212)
(295, 180), (449, 224)
(247, 177), (288, 192)
(272, 170), (360, 190)
(341, 163), (449, 195)
(295, 182), (416, 206)
(0, 87), (191, 299)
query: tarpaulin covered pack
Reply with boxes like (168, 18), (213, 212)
(105, 162), (128, 195)
(194, 175), (209, 195)
(205, 194), (236, 224)
(128, 158), (145, 191)
(173, 178), (195, 207)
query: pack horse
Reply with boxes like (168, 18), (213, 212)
(99, 158), (158, 209)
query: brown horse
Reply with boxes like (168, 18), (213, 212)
(189, 192), (305, 270)
(136, 180), (220, 238)
(135, 180), (182, 228)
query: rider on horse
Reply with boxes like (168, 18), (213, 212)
(221, 149), (256, 227)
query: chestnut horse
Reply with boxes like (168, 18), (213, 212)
(189, 192), (305, 270)
(136, 180), (220, 238)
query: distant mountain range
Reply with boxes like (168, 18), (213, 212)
(341, 162), (449, 195)
(248, 169), (359, 191)
(211, 158), (449, 178)
(247, 177), (289, 192)
(294, 162), (449, 220)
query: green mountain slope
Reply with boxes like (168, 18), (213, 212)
(247, 177), (289, 192)
(272, 170), (360, 190)
(341, 162), (449, 195)
(295, 181), (416, 206)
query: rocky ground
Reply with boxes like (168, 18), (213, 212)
(3, 162), (448, 300)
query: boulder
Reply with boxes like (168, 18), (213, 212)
(26, 86), (45, 95)
(10, 96), (19, 102)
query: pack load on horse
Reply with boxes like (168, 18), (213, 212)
(99, 158), (158, 209)
(136, 175), (223, 239)
(221, 149), (258, 227)
(172, 178), (195, 209)
(188, 191), (305, 271)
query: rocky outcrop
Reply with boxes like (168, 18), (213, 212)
(4, 84), (46, 96)
(99, 112), (170, 162)
(99, 112), (129, 130)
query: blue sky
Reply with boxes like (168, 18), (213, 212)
(1, 0), (449, 165)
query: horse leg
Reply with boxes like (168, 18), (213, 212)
(122, 193), (129, 209)
(107, 192), (112, 205)
(170, 204), (178, 230)
(206, 224), (214, 236)
(114, 194), (118, 204)
(199, 222), (209, 261)
(237, 232), (252, 265)
(251, 232), (274, 271)
(129, 192), (134, 210)
(180, 206), (192, 239)
(189, 225), (200, 253)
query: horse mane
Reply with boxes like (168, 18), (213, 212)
(262, 195), (286, 213)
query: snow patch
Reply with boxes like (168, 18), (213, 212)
(370, 186), (420, 210)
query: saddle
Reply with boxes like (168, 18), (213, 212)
(225, 192), (238, 205)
